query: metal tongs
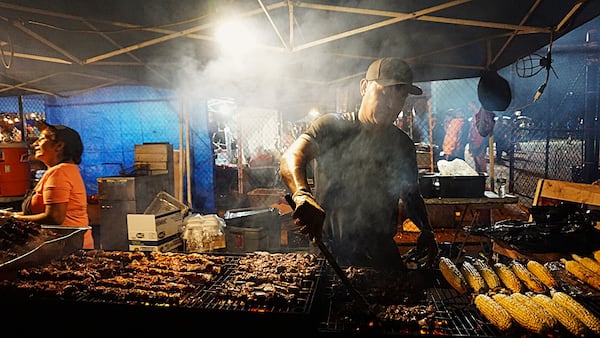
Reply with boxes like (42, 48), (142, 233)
(0, 207), (13, 216)
(285, 194), (375, 315)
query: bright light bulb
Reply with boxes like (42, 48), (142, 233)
(215, 20), (257, 52)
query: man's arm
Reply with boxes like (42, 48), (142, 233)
(280, 136), (316, 194)
(280, 136), (325, 241)
(403, 185), (433, 232)
(403, 184), (438, 268)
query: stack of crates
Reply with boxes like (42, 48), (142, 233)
(134, 143), (173, 176)
(134, 143), (174, 194)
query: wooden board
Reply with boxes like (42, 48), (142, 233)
(532, 179), (600, 207)
(494, 179), (600, 261)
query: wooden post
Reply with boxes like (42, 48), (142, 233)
(489, 134), (495, 192)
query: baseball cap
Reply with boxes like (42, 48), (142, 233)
(365, 57), (423, 95)
(38, 120), (84, 164)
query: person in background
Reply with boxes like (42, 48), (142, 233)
(279, 57), (438, 269)
(467, 101), (489, 173)
(1, 121), (93, 249)
(494, 115), (512, 162)
(441, 108), (466, 161)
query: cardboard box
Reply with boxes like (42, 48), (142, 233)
(129, 236), (182, 252)
(127, 210), (183, 241)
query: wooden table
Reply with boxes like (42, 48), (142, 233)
(424, 191), (518, 226)
(424, 191), (519, 261)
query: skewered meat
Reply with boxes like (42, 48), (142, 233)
(1, 250), (323, 310)
(0, 217), (58, 263)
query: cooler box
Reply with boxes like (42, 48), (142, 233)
(0, 143), (31, 198)
(419, 173), (487, 198)
(223, 207), (280, 251)
(438, 174), (487, 198)
(225, 226), (268, 253)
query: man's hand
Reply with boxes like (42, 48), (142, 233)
(415, 231), (438, 268)
(291, 190), (325, 242)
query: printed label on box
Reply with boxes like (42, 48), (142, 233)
(127, 211), (182, 241)
(129, 237), (182, 252)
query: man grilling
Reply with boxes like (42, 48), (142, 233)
(280, 57), (438, 269)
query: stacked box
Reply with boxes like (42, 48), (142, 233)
(134, 143), (174, 176)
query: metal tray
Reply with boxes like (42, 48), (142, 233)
(0, 225), (89, 279)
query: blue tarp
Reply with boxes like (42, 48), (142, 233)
(2, 86), (215, 213)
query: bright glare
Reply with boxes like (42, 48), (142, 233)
(308, 108), (320, 120)
(215, 20), (258, 52)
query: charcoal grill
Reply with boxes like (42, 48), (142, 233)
(3, 250), (600, 338)
(318, 268), (600, 337)
(1, 250), (327, 337)
(317, 268), (501, 337)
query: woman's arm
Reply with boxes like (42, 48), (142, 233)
(15, 202), (67, 224)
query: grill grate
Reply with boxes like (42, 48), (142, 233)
(427, 287), (499, 337)
(319, 268), (600, 337)
(318, 284), (500, 337)
(2, 251), (326, 317)
(187, 263), (321, 314)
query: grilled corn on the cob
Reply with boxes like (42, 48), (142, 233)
(492, 293), (549, 334)
(561, 258), (600, 291)
(474, 294), (514, 332)
(572, 254), (600, 275)
(494, 262), (523, 293)
(530, 293), (586, 337)
(439, 257), (468, 294)
(511, 292), (557, 330)
(551, 290), (600, 335)
(461, 260), (487, 293)
(511, 260), (547, 293)
(472, 259), (502, 290)
(526, 260), (558, 289)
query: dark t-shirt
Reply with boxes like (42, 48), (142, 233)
(301, 112), (420, 268)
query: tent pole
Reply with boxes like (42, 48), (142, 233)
(184, 100), (193, 207)
(489, 135), (495, 192)
(178, 99), (185, 201)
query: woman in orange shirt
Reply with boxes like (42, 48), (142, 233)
(7, 121), (93, 249)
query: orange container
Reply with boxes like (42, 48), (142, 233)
(0, 143), (31, 198)
(247, 188), (286, 208)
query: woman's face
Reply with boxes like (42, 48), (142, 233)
(32, 129), (62, 166)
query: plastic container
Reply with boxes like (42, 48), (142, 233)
(144, 191), (189, 217)
(438, 174), (487, 198)
(0, 143), (31, 198)
(246, 188), (286, 208)
(419, 173), (440, 198)
(181, 214), (226, 252)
